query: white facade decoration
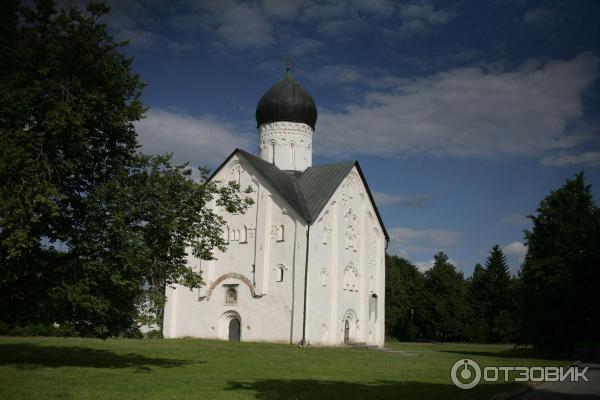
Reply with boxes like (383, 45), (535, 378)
(258, 121), (313, 171)
(163, 78), (386, 347)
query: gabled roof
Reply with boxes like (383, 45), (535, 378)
(211, 149), (389, 241)
(296, 159), (355, 221)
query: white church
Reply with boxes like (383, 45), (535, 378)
(163, 69), (388, 346)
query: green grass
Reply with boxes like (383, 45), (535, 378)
(0, 337), (570, 399)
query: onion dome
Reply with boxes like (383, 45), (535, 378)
(256, 70), (317, 129)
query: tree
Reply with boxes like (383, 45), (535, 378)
(126, 156), (252, 331)
(467, 263), (489, 342)
(484, 245), (516, 342)
(385, 255), (425, 340)
(0, 1), (250, 337)
(519, 173), (600, 355)
(467, 246), (516, 343)
(421, 252), (469, 341)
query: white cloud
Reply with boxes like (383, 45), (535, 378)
(310, 64), (365, 84)
(414, 257), (458, 272)
(99, 0), (448, 54)
(115, 29), (164, 49)
(388, 226), (461, 260)
(209, 1), (275, 49)
(398, 2), (455, 25)
(305, 64), (409, 89)
(135, 108), (254, 167)
(314, 53), (599, 160)
(541, 151), (600, 167)
(415, 259), (434, 272)
(373, 192), (430, 207)
(390, 227), (460, 247)
(287, 38), (324, 58)
(316, 19), (366, 36)
(503, 241), (528, 263)
(384, 2), (456, 38)
(302, 0), (395, 20)
(261, 0), (304, 19)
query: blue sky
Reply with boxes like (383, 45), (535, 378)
(92, 0), (600, 275)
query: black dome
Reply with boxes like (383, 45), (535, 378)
(256, 72), (317, 129)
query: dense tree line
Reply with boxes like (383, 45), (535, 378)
(385, 246), (517, 343)
(385, 173), (600, 356)
(0, 1), (251, 337)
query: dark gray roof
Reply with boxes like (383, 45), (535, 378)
(256, 73), (318, 129)
(296, 160), (355, 221)
(212, 149), (389, 240)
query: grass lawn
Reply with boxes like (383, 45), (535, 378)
(0, 337), (569, 399)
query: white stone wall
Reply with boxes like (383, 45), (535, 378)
(258, 121), (313, 171)
(304, 167), (386, 347)
(162, 159), (385, 347)
(163, 154), (307, 343)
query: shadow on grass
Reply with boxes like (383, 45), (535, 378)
(225, 379), (519, 400)
(440, 347), (552, 360)
(0, 343), (201, 372)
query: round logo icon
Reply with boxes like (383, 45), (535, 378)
(451, 358), (481, 389)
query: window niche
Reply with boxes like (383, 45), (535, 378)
(321, 267), (328, 287)
(269, 142), (275, 164)
(276, 265), (285, 282)
(277, 224), (285, 242)
(223, 226), (230, 244)
(289, 143), (295, 168)
(240, 226), (248, 243)
(224, 285), (238, 305)
(343, 263), (359, 292)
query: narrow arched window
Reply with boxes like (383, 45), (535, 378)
(369, 294), (378, 321)
(321, 267), (327, 286)
(240, 226), (247, 243)
(289, 143), (295, 168)
(277, 225), (284, 241)
(276, 266), (284, 282)
(223, 226), (230, 244)
(269, 142), (275, 164)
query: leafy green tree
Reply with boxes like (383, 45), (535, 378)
(126, 155), (252, 331)
(421, 252), (469, 341)
(1, 0), (143, 333)
(385, 255), (425, 340)
(0, 1), (251, 337)
(519, 173), (600, 355)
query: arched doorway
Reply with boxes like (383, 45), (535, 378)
(342, 309), (357, 344)
(228, 318), (241, 342)
(344, 319), (350, 343)
(219, 310), (242, 341)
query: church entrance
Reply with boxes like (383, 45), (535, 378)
(228, 318), (241, 341)
(342, 309), (357, 344)
(344, 319), (350, 343)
